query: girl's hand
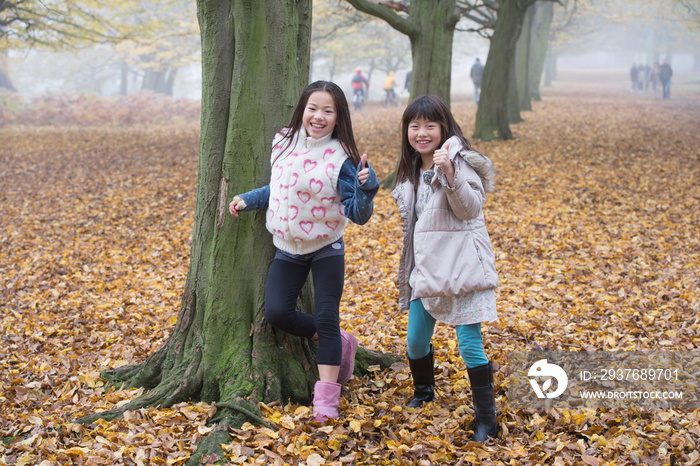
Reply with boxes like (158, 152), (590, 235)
(229, 196), (247, 217)
(433, 142), (454, 180)
(433, 141), (453, 174)
(358, 154), (370, 184)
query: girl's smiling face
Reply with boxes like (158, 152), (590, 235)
(303, 91), (337, 139)
(407, 117), (442, 158)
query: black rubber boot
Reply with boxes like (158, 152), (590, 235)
(467, 361), (499, 442)
(407, 345), (435, 408)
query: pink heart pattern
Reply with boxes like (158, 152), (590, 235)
(297, 192), (311, 204)
(300, 221), (314, 235)
(303, 159), (317, 173)
(289, 205), (299, 221)
(309, 178), (323, 194)
(323, 148), (336, 161)
(311, 206), (327, 220)
(289, 173), (299, 187)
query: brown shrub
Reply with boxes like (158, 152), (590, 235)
(0, 90), (201, 127)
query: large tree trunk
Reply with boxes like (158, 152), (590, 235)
(81, 0), (313, 418)
(405, 0), (458, 105)
(473, 0), (535, 141)
(77, 0), (396, 463)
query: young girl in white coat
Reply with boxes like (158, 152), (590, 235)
(392, 95), (499, 441)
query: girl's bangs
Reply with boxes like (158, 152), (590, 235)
(405, 98), (443, 123)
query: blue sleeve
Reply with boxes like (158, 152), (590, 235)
(238, 185), (270, 211)
(338, 158), (379, 225)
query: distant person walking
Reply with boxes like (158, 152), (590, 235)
(630, 63), (639, 93)
(651, 62), (661, 98)
(637, 64), (646, 92)
(404, 70), (412, 95)
(659, 60), (673, 100)
(470, 58), (485, 105)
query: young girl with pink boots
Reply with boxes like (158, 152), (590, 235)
(229, 81), (378, 421)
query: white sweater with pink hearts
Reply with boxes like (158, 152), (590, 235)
(266, 128), (349, 255)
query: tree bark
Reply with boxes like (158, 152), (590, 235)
(544, 51), (557, 86)
(345, 0), (459, 105)
(142, 68), (177, 96)
(473, 0), (536, 142)
(77, 0), (397, 463)
(508, 51), (523, 124)
(120, 60), (128, 96)
(528, 2), (554, 101)
(515, 4), (534, 114)
(0, 52), (16, 92)
(0, 68), (15, 92)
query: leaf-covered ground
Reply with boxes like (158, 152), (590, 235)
(1, 72), (699, 465)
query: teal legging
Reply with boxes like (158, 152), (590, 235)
(407, 298), (488, 368)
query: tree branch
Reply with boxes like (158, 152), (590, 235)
(378, 1), (408, 13)
(344, 0), (416, 36)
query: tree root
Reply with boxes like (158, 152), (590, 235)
(184, 422), (232, 466)
(76, 349), (204, 425)
(101, 341), (169, 390)
(215, 402), (273, 430)
(355, 347), (401, 375)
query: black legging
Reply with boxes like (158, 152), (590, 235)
(264, 255), (344, 366)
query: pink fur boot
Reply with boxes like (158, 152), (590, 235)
(312, 381), (341, 422)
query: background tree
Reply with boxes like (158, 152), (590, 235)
(0, 0), (118, 91)
(674, 0), (700, 68)
(0, 0), (199, 96)
(544, 0), (700, 81)
(0, 0), (117, 48)
(516, 2), (555, 108)
(460, 0), (539, 141)
(344, 0), (459, 105)
(114, 0), (200, 96)
(310, 0), (367, 82)
(0, 51), (16, 91)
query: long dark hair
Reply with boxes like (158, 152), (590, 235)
(396, 95), (475, 187)
(278, 80), (361, 166)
